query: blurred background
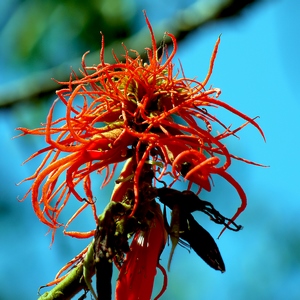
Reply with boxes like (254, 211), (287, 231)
(1, 0), (299, 299)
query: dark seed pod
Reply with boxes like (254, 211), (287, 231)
(158, 187), (225, 272)
(180, 213), (225, 272)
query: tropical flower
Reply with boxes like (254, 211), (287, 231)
(18, 11), (264, 300)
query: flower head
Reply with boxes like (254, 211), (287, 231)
(19, 11), (264, 299)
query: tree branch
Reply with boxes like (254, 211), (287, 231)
(0, 0), (261, 108)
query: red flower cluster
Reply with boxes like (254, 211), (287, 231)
(18, 12), (264, 300)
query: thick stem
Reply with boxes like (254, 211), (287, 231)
(37, 263), (92, 300)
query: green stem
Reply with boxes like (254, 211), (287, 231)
(37, 263), (93, 300)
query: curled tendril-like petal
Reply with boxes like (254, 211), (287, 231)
(18, 12), (264, 235)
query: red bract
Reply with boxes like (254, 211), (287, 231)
(18, 11), (264, 300)
(116, 203), (167, 300)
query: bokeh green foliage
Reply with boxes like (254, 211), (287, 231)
(4, 0), (135, 70)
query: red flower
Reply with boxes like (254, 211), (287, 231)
(18, 11), (265, 299)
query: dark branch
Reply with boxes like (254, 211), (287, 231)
(0, 0), (261, 108)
